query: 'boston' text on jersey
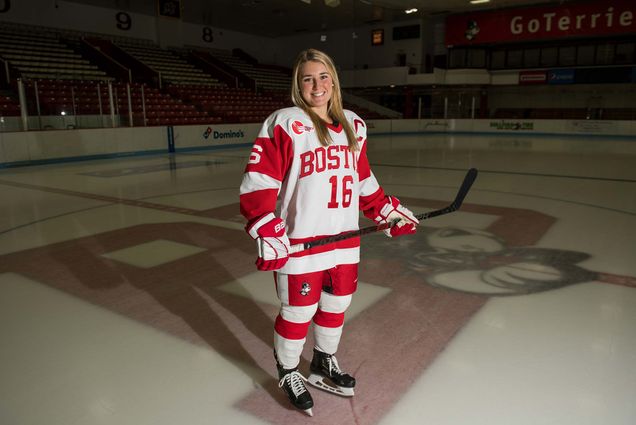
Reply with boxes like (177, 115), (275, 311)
(299, 145), (357, 178)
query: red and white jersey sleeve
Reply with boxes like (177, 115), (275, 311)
(240, 107), (385, 274)
(239, 112), (294, 225)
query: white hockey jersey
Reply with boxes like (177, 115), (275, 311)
(240, 107), (387, 274)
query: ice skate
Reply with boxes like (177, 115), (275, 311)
(276, 355), (314, 416)
(307, 348), (355, 397)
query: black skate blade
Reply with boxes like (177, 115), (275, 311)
(307, 373), (355, 397)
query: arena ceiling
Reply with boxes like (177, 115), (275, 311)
(72, 0), (572, 37)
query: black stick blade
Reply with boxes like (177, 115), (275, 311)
(415, 168), (478, 221)
(452, 167), (478, 210)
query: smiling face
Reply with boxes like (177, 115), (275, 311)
(299, 60), (333, 119)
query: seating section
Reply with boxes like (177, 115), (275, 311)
(0, 22), (633, 128)
(600, 108), (636, 120)
(532, 108), (590, 119)
(0, 93), (20, 116)
(0, 22), (391, 125)
(492, 108), (527, 119)
(0, 23), (111, 81)
(0, 23), (452, 126)
(23, 80), (218, 126)
(167, 85), (289, 123)
(118, 41), (225, 87)
(209, 49), (291, 91)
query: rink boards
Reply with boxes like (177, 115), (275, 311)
(1, 118), (635, 167)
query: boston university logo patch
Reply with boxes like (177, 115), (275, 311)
(291, 121), (313, 135)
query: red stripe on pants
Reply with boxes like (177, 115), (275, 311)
(274, 314), (311, 340)
(313, 309), (344, 328)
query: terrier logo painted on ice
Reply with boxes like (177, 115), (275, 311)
(367, 205), (636, 296)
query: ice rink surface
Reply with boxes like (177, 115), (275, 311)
(1, 132), (635, 425)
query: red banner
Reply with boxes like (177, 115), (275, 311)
(446, 0), (636, 47)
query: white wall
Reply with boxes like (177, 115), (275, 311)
(2, 0), (157, 42)
(173, 123), (260, 151)
(0, 122), (261, 166)
(274, 19), (425, 71)
(367, 119), (636, 155)
(2, 119), (635, 168)
(0, 126), (165, 165)
(488, 84), (636, 110)
(0, 0), (277, 63)
(341, 67), (495, 88)
(180, 22), (277, 65)
(368, 118), (636, 140)
(341, 66), (410, 88)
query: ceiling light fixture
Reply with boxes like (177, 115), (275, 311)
(324, 0), (340, 7)
(405, 8), (418, 14)
(469, 0), (490, 4)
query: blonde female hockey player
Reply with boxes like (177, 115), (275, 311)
(239, 48), (418, 416)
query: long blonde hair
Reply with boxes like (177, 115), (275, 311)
(290, 49), (359, 152)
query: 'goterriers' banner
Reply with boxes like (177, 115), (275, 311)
(446, 0), (636, 46)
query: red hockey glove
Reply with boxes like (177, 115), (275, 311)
(374, 196), (419, 237)
(247, 213), (290, 271)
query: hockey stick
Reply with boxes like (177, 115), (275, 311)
(288, 167), (478, 254)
